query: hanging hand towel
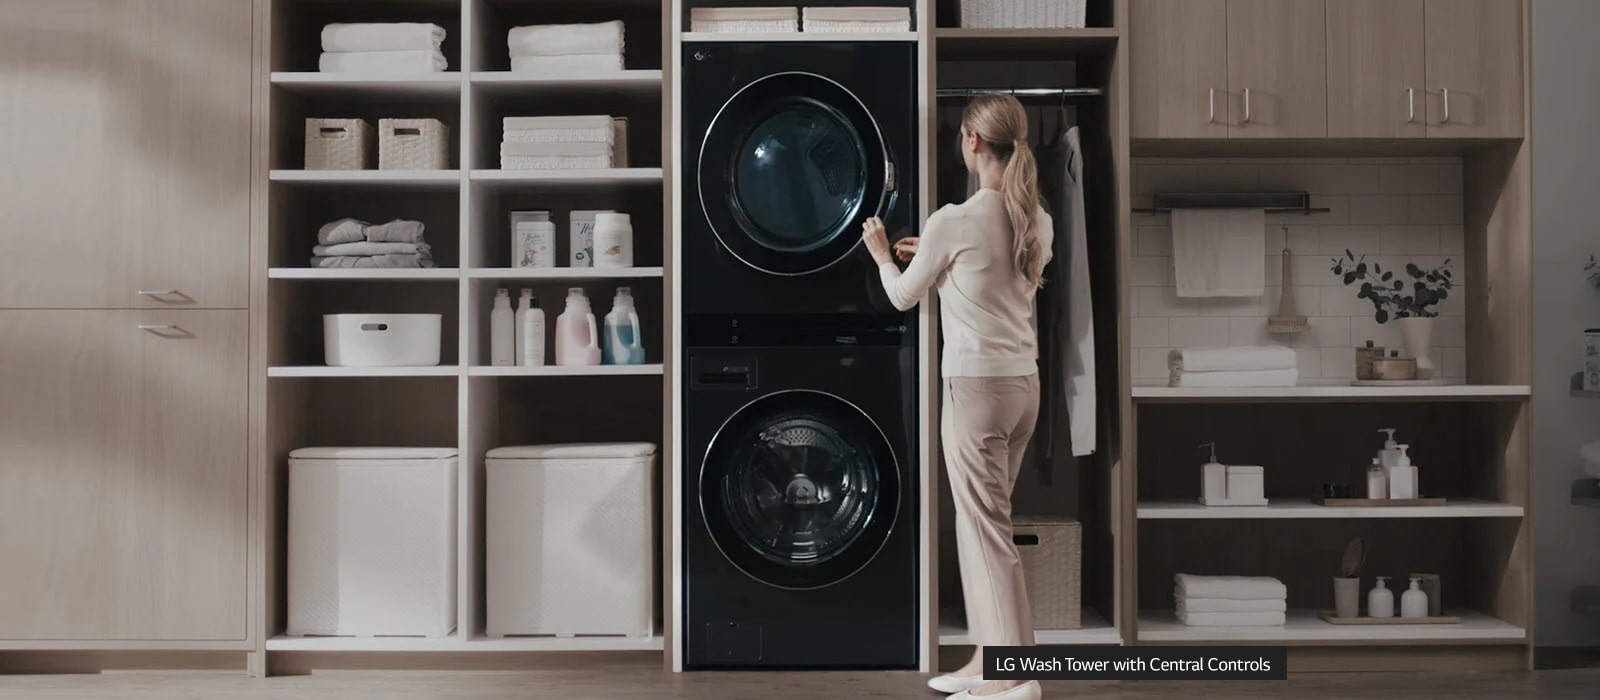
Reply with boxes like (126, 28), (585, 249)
(319, 50), (448, 73)
(1170, 208), (1265, 298)
(317, 218), (369, 246)
(509, 53), (625, 75)
(1174, 573), (1287, 600)
(1169, 345), (1297, 373)
(1176, 611), (1287, 627)
(321, 23), (445, 52)
(1175, 595), (1288, 613)
(507, 21), (625, 57)
(1168, 368), (1299, 388)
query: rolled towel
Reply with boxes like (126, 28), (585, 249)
(311, 254), (435, 269)
(1174, 574), (1287, 601)
(311, 241), (432, 257)
(364, 219), (427, 244)
(1169, 345), (1297, 373)
(509, 53), (624, 74)
(321, 23), (445, 52)
(1175, 596), (1287, 613)
(319, 50), (448, 73)
(500, 155), (613, 170)
(317, 218), (369, 245)
(1176, 611), (1286, 627)
(1168, 368), (1299, 388)
(508, 21), (625, 57)
(500, 141), (612, 158)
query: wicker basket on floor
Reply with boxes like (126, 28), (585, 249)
(379, 118), (450, 170)
(1016, 517), (1082, 630)
(960, 0), (1087, 28)
(305, 118), (372, 170)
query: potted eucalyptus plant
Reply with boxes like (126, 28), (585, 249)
(1331, 252), (1455, 380)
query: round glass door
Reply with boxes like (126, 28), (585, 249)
(699, 72), (895, 276)
(700, 390), (901, 590)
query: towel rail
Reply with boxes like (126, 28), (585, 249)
(1134, 191), (1330, 215)
(936, 87), (1104, 98)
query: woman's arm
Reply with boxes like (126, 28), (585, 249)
(865, 215), (955, 312)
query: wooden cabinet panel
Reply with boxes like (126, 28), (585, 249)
(1226, 0), (1328, 138)
(0, 0), (252, 309)
(1131, 0), (1230, 139)
(1326, 0), (1427, 138)
(1425, 0), (1525, 138)
(0, 310), (247, 640)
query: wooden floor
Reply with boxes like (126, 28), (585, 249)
(1, 669), (1598, 698)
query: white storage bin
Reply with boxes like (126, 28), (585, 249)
(960, 0), (1086, 28)
(485, 443), (656, 638)
(379, 118), (450, 170)
(287, 447), (458, 638)
(305, 118), (372, 170)
(323, 314), (442, 367)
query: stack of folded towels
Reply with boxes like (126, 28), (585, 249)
(319, 23), (448, 73)
(508, 20), (625, 74)
(500, 116), (621, 170)
(690, 6), (800, 33)
(801, 6), (912, 33)
(311, 218), (434, 269)
(1175, 574), (1287, 627)
(1168, 345), (1299, 388)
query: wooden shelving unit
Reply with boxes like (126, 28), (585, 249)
(1137, 498), (1525, 520)
(1137, 610), (1525, 644)
(1133, 381), (1532, 402)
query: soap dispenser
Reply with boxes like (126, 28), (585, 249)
(1389, 445), (1418, 499)
(1401, 576), (1429, 618)
(1199, 442), (1227, 505)
(1377, 429), (1401, 467)
(1369, 576), (1396, 618)
(490, 288), (515, 367)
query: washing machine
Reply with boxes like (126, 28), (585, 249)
(682, 314), (918, 669)
(681, 41), (918, 315)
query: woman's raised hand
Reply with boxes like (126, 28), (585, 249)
(862, 217), (892, 266)
(893, 237), (919, 263)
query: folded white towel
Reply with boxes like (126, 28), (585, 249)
(1171, 208), (1266, 298)
(1174, 574), (1287, 601)
(500, 141), (612, 158)
(802, 6), (912, 22)
(319, 50), (447, 73)
(501, 155), (614, 170)
(691, 19), (802, 33)
(363, 219), (427, 244)
(503, 115), (614, 132)
(1176, 611), (1286, 627)
(1169, 345), (1297, 373)
(509, 53), (624, 74)
(508, 21), (624, 57)
(317, 218), (368, 246)
(321, 23), (445, 52)
(311, 254), (435, 269)
(311, 241), (432, 258)
(1176, 596), (1288, 613)
(692, 6), (800, 21)
(1168, 368), (1299, 388)
(803, 18), (913, 33)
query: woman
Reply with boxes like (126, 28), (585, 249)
(862, 94), (1051, 700)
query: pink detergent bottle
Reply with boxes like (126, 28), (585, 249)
(555, 287), (601, 366)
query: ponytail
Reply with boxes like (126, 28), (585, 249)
(1002, 138), (1045, 288)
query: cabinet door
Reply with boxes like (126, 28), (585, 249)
(1424, 0), (1524, 138)
(0, 310), (247, 640)
(1131, 0), (1230, 139)
(0, 0), (252, 309)
(1226, 0), (1328, 138)
(1326, 0), (1427, 138)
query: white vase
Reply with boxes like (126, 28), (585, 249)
(1397, 316), (1436, 380)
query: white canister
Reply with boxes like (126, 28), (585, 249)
(1585, 329), (1600, 391)
(593, 212), (633, 268)
(510, 211), (554, 268)
(569, 210), (609, 268)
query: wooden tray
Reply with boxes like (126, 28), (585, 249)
(1319, 610), (1460, 625)
(1312, 495), (1446, 507)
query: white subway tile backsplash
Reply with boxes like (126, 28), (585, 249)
(1288, 285), (1323, 316)
(1349, 195), (1411, 225)
(1193, 296), (1268, 318)
(1435, 316), (1467, 348)
(1439, 163), (1464, 194)
(1131, 256), (1170, 287)
(1318, 226), (1382, 256)
(1350, 316), (1404, 349)
(1286, 226), (1318, 253)
(1321, 347), (1357, 379)
(1408, 195), (1464, 225)
(1136, 225), (1172, 256)
(1292, 255), (1339, 287)
(1138, 348), (1173, 380)
(1438, 225), (1465, 255)
(1320, 286), (1368, 317)
(1168, 317), (1233, 347)
(1229, 317), (1272, 346)
(1307, 316), (1353, 348)
(1136, 165), (1199, 196)
(1439, 347), (1467, 378)
(1296, 348), (1324, 379)
(1379, 164), (1440, 194)
(1380, 225), (1441, 255)
(1207, 164), (1261, 190)
(1132, 318), (1170, 348)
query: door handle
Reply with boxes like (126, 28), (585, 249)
(137, 289), (179, 297)
(138, 324), (178, 332)
(874, 159), (898, 221)
(1441, 87), (1451, 124)
(1406, 87), (1416, 123)
(1242, 88), (1252, 125)
(1208, 88), (1216, 124)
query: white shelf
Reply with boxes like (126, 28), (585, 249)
(1137, 498), (1524, 520)
(463, 634), (663, 652)
(1132, 379), (1531, 402)
(470, 70), (662, 95)
(1137, 609), (1525, 644)
(269, 268), (460, 281)
(269, 366), (460, 378)
(469, 168), (663, 190)
(269, 170), (461, 190)
(682, 32), (918, 43)
(265, 634), (463, 652)
(469, 267), (662, 280)
(940, 609), (1119, 646)
(468, 364), (663, 377)
(270, 72), (462, 97)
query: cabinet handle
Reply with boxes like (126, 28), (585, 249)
(138, 324), (177, 332)
(1208, 88), (1216, 124)
(1441, 87), (1451, 124)
(137, 289), (179, 297)
(1406, 88), (1416, 123)
(1242, 88), (1252, 124)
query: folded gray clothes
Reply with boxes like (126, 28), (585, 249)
(499, 141), (612, 158)
(311, 241), (432, 257)
(311, 254), (435, 269)
(317, 218), (369, 245)
(364, 219), (427, 243)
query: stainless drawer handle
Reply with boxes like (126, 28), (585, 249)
(1242, 88), (1252, 124)
(1406, 87), (1416, 123)
(138, 324), (192, 339)
(1208, 88), (1216, 124)
(139, 324), (177, 332)
(1441, 87), (1451, 124)
(138, 290), (179, 296)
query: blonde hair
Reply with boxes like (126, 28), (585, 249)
(962, 93), (1045, 288)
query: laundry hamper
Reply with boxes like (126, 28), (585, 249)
(305, 118), (372, 170)
(287, 447), (458, 638)
(379, 118), (450, 170)
(1015, 517), (1082, 629)
(485, 443), (656, 638)
(960, 0), (1087, 29)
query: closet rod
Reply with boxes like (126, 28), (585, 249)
(936, 87), (1104, 98)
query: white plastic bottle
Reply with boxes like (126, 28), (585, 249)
(1401, 576), (1429, 618)
(1378, 428), (1402, 467)
(1365, 458), (1388, 499)
(490, 289), (515, 367)
(555, 287), (601, 366)
(1368, 576), (1395, 618)
(1389, 445), (1418, 499)
(602, 287), (644, 365)
(515, 289), (545, 367)
(593, 212), (633, 268)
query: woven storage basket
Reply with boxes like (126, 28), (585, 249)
(379, 118), (450, 170)
(960, 0), (1086, 28)
(305, 118), (372, 170)
(1015, 517), (1082, 629)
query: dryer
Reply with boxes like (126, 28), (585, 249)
(681, 41), (918, 315)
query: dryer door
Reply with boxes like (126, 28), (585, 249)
(698, 72), (898, 276)
(700, 390), (901, 590)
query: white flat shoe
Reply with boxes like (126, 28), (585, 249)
(927, 673), (986, 694)
(951, 680), (1042, 700)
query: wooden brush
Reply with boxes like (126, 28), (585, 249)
(1268, 244), (1309, 334)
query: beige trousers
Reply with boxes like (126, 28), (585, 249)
(943, 374), (1040, 649)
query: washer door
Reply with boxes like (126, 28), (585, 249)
(699, 72), (897, 276)
(700, 390), (901, 590)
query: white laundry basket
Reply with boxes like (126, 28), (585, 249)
(960, 0), (1087, 28)
(485, 443), (656, 638)
(287, 447), (458, 638)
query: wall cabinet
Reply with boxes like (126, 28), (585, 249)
(1326, 0), (1427, 138)
(1130, 0), (1230, 139)
(1225, 0), (1327, 138)
(1424, 0), (1525, 138)
(0, 0), (252, 309)
(0, 310), (248, 641)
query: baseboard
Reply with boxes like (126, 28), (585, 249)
(0, 650), (248, 675)
(1534, 646), (1600, 670)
